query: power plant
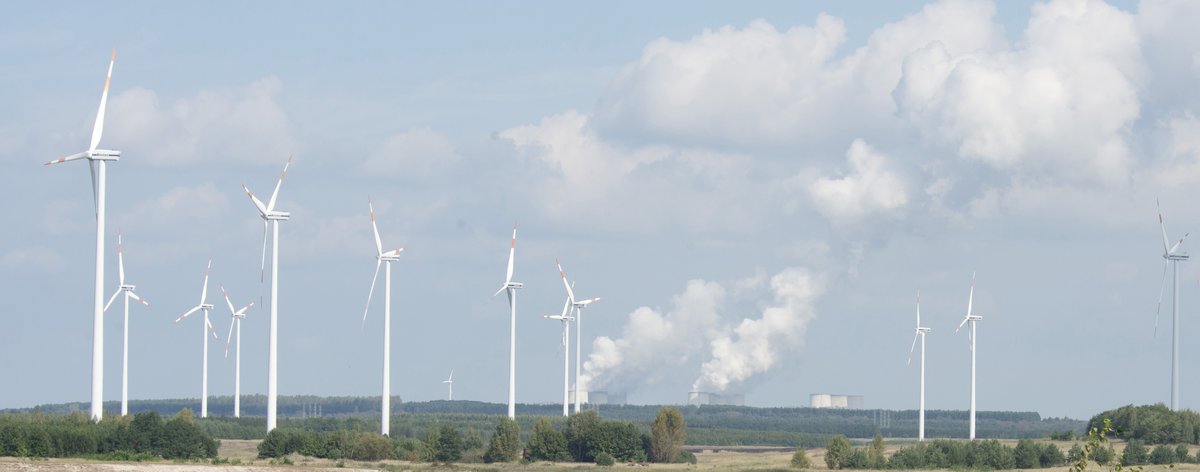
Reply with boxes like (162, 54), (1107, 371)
(809, 393), (864, 409)
(687, 391), (745, 406)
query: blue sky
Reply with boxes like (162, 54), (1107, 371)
(2, 0), (1195, 421)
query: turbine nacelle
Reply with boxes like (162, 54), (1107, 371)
(119, 284), (135, 292)
(1166, 253), (1190, 261)
(200, 304), (215, 310)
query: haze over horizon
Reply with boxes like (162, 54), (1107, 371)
(3, 0), (1198, 421)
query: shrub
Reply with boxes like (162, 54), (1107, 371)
(346, 432), (391, 461)
(790, 447), (811, 469)
(649, 407), (685, 463)
(844, 448), (870, 469)
(424, 424), (463, 463)
(825, 435), (851, 469)
(1092, 445), (1115, 465)
(525, 418), (569, 462)
(1014, 439), (1041, 468)
(677, 450), (698, 464)
(1150, 443), (1177, 465)
(595, 451), (615, 466)
(1039, 443), (1065, 466)
(1122, 439), (1149, 465)
(483, 417), (520, 463)
(1067, 443), (1084, 463)
(1177, 444), (1193, 463)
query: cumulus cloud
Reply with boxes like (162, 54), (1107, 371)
(106, 76), (300, 166)
(360, 128), (460, 179)
(808, 139), (909, 223)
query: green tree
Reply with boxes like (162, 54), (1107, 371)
(565, 410), (601, 462)
(868, 434), (886, 468)
(649, 406), (686, 463)
(825, 435), (851, 470)
(424, 424), (463, 463)
(483, 416), (521, 463)
(844, 448), (870, 469)
(1067, 443), (1085, 463)
(1040, 443), (1065, 467)
(347, 432), (392, 461)
(595, 451), (615, 466)
(1122, 439), (1148, 465)
(1015, 439), (1042, 468)
(1150, 444), (1177, 465)
(790, 446), (812, 469)
(525, 417), (570, 462)
(1176, 444), (1192, 463)
(1092, 445), (1115, 465)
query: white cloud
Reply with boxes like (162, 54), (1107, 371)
(808, 139), (910, 223)
(106, 76), (300, 166)
(360, 128), (460, 179)
(114, 184), (230, 231)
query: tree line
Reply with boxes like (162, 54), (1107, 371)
(1088, 403), (1200, 444)
(0, 410), (217, 460)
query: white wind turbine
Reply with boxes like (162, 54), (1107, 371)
(174, 259), (219, 418)
(556, 259), (600, 413)
(361, 197), (404, 436)
(241, 156), (292, 431)
(102, 232), (150, 417)
(543, 283), (574, 416)
(906, 291), (930, 441)
(494, 223), (523, 419)
(44, 49), (120, 421)
(221, 286), (254, 418)
(954, 272), (983, 440)
(1156, 199), (1189, 411)
(443, 371), (454, 401)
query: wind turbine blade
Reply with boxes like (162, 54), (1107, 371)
(222, 286), (237, 314)
(200, 259), (211, 304)
(89, 160), (98, 214)
(1156, 259), (1169, 337)
(206, 316), (219, 339)
(369, 197), (383, 256)
(103, 288), (122, 312)
(493, 285), (507, 297)
(128, 291), (149, 306)
(578, 297), (601, 306)
(966, 272), (975, 317)
(559, 286), (573, 317)
(243, 184), (269, 216)
(175, 306), (201, 322)
(1159, 199), (1173, 254)
(225, 318), (235, 357)
(117, 232), (125, 285)
(44, 151), (89, 166)
(448, 370), (454, 382)
(258, 220), (268, 284)
(916, 290), (921, 328)
(89, 49), (115, 152)
(907, 332), (919, 366)
(505, 222), (516, 284)
(557, 259), (576, 303)
(955, 316), (969, 333)
(1171, 233), (1190, 254)
(239, 301), (255, 315)
(362, 259), (382, 327)
(267, 155), (292, 211)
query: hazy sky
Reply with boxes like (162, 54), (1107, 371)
(6, 0), (1198, 421)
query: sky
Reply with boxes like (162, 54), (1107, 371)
(5, 0), (1200, 421)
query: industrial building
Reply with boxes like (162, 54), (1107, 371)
(687, 391), (745, 406)
(810, 393), (864, 409)
(569, 390), (627, 405)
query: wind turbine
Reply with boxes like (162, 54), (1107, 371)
(241, 156), (291, 431)
(1157, 199), (1190, 411)
(543, 283), (574, 416)
(906, 290), (929, 441)
(102, 232), (150, 417)
(556, 259), (600, 413)
(494, 223), (523, 419)
(954, 272), (982, 440)
(443, 371), (454, 401)
(361, 197), (404, 436)
(44, 49), (120, 421)
(221, 286), (254, 418)
(174, 259), (218, 418)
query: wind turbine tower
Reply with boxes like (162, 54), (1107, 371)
(175, 259), (218, 418)
(906, 291), (929, 441)
(544, 285), (575, 416)
(556, 260), (600, 413)
(494, 223), (523, 419)
(362, 197), (404, 436)
(221, 287), (254, 417)
(955, 272), (983, 440)
(44, 50), (120, 421)
(1157, 200), (1190, 411)
(241, 156), (292, 431)
(443, 371), (454, 401)
(103, 232), (150, 417)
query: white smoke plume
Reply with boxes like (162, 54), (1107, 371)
(581, 267), (825, 395)
(692, 268), (825, 392)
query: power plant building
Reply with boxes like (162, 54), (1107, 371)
(569, 390), (627, 405)
(687, 391), (745, 406)
(810, 393), (864, 409)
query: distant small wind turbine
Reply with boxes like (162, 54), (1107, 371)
(443, 371), (454, 401)
(954, 272), (983, 440)
(362, 197), (404, 436)
(175, 259), (218, 418)
(543, 283), (574, 416)
(1156, 199), (1189, 411)
(241, 156), (292, 432)
(45, 49), (121, 421)
(556, 259), (600, 413)
(494, 223), (523, 419)
(102, 232), (150, 417)
(906, 290), (929, 441)
(221, 286), (254, 418)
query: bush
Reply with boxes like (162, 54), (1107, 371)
(1048, 430), (1076, 441)
(888, 446), (925, 469)
(844, 448), (870, 469)
(1150, 443), (1177, 465)
(424, 424), (463, 463)
(1014, 439), (1041, 468)
(825, 435), (851, 469)
(677, 449), (698, 464)
(1177, 444), (1192, 463)
(649, 407), (685, 463)
(1092, 445), (1115, 465)
(595, 451), (615, 466)
(483, 417), (520, 463)
(525, 418), (569, 462)
(790, 447), (811, 469)
(1067, 443), (1084, 463)
(1123, 439), (1149, 465)
(1039, 443), (1065, 466)
(346, 433), (391, 461)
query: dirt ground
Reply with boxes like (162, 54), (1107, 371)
(0, 439), (1195, 472)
